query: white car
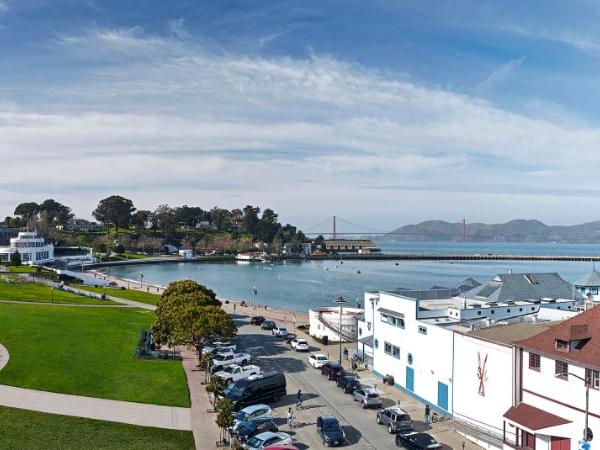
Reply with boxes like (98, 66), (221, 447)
(244, 431), (293, 449)
(308, 353), (329, 368)
(272, 326), (287, 337)
(232, 404), (273, 432)
(292, 339), (309, 352)
(211, 352), (252, 372)
(213, 364), (261, 383)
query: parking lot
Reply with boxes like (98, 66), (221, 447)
(227, 311), (472, 450)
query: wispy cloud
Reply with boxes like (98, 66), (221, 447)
(474, 57), (525, 91)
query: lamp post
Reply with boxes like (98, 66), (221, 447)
(139, 272), (144, 288)
(252, 286), (257, 309)
(556, 371), (590, 442)
(333, 296), (348, 364)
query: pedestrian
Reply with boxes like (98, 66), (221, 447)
(424, 404), (431, 429)
(343, 347), (349, 360)
(296, 389), (303, 409)
(287, 407), (294, 429)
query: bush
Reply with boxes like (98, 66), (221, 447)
(114, 244), (126, 254)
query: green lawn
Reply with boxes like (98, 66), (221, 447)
(7, 266), (38, 273)
(0, 280), (117, 305)
(74, 285), (161, 305)
(0, 406), (195, 450)
(0, 303), (189, 407)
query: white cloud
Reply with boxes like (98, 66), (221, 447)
(3, 28), (600, 226)
(475, 57), (525, 91)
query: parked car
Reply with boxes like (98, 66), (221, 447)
(250, 316), (266, 325)
(213, 364), (261, 383)
(261, 320), (276, 330)
(336, 375), (361, 393)
(321, 362), (345, 380)
(395, 432), (442, 449)
(353, 387), (382, 408)
(204, 346), (235, 357)
(211, 352), (252, 372)
(221, 372), (287, 410)
(245, 431), (293, 449)
(284, 333), (297, 343)
(272, 326), (287, 337)
(232, 405), (273, 431)
(376, 407), (414, 434)
(291, 339), (309, 352)
(234, 417), (278, 443)
(203, 342), (236, 354)
(308, 353), (329, 369)
(316, 416), (346, 447)
(263, 446), (299, 450)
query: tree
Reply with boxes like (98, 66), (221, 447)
(153, 205), (177, 241)
(215, 397), (234, 443)
(14, 202), (40, 220)
(161, 280), (220, 306)
(206, 376), (229, 402)
(114, 244), (125, 254)
(92, 195), (136, 234)
(130, 210), (151, 228)
(40, 199), (74, 225)
(242, 205), (260, 234)
(10, 250), (21, 266)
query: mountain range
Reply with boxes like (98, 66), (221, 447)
(380, 219), (600, 243)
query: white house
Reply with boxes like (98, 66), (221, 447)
(574, 269), (600, 306)
(503, 306), (600, 450)
(0, 231), (54, 265)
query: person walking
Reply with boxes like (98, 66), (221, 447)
(424, 404), (431, 430)
(287, 407), (294, 429)
(296, 389), (303, 409)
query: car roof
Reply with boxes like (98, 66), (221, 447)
(384, 406), (408, 414)
(320, 416), (339, 423)
(241, 404), (270, 413)
(254, 431), (280, 439)
(311, 353), (327, 357)
(327, 362), (342, 368)
(363, 387), (378, 394)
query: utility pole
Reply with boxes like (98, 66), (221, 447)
(333, 296), (348, 364)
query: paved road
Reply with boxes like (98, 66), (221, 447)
(235, 316), (397, 450)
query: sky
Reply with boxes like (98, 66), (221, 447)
(2, 0), (600, 231)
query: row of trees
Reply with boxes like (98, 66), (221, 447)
(6, 199), (74, 228)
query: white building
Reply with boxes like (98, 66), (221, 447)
(0, 231), (54, 265)
(574, 269), (600, 306)
(178, 249), (195, 259)
(503, 306), (600, 450)
(309, 306), (362, 343)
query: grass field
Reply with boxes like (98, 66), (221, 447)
(7, 266), (38, 273)
(0, 405), (195, 450)
(0, 303), (189, 407)
(0, 280), (117, 305)
(74, 285), (161, 305)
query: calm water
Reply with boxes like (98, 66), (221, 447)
(104, 242), (600, 313)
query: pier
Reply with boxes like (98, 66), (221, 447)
(299, 253), (600, 262)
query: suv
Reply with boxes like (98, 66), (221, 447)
(272, 326), (287, 337)
(250, 316), (266, 325)
(336, 375), (361, 394)
(353, 387), (382, 408)
(211, 352), (252, 372)
(320, 362), (345, 381)
(261, 320), (276, 330)
(377, 407), (414, 434)
(234, 417), (278, 443)
(316, 416), (346, 447)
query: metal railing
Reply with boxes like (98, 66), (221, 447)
(317, 313), (356, 342)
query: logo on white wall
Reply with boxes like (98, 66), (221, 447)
(477, 352), (488, 397)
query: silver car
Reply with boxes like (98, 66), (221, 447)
(376, 406), (414, 434)
(353, 387), (382, 409)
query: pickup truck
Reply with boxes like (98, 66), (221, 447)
(211, 352), (252, 372)
(213, 364), (261, 382)
(202, 342), (237, 354)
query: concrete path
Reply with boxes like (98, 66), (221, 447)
(0, 384), (192, 430)
(0, 342), (9, 371)
(0, 300), (134, 308)
(181, 347), (221, 450)
(62, 285), (157, 311)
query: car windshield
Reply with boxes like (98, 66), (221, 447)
(223, 384), (244, 400)
(367, 393), (379, 398)
(418, 436), (437, 445)
(222, 367), (235, 373)
(297, 340), (307, 344)
(238, 421), (258, 433)
(317, 356), (328, 360)
(246, 436), (264, 448)
(234, 410), (249, 421)
(324, 420), (341, 431)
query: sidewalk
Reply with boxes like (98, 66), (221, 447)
(0, 384), (192, 430)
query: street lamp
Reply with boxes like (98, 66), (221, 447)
(139, 272), (144, 288)
(555, 371), (591, 442)
(252, 286), (257, 309)
(333, 296), (348, 364)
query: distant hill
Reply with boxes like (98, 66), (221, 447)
(380, 219), (600, 243)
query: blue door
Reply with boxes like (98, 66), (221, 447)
(437, 382), (448, 411)
(405, 367), (414, 391)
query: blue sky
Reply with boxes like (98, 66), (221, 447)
(2, 0), (600, 230)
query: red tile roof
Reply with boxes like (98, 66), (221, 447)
(504, 403), (571, 430)
(516, 306), (600, 369)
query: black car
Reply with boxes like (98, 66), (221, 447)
(250, 316), (265, 325)
(221, 371), (287, 410)
(284, 333), (297, 343)
(317, 416), (346, 447)
(261, 320), (276, 330)
(321, 362), (345, 381)
(395, 432), (442, 449)
(336, 375), (361, 393)
(234, 417), (278, 442)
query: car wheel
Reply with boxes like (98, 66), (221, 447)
(388, 424), (394, 434)
(362, 401), (367, 409)
(328, 374), (333, 381)
(376, 415), (381, 424)
(395, 436), (404, 447)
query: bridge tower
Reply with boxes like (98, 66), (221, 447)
(333, 215), (337, 239)
(461, 218), (467, 242)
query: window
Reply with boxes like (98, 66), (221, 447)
(555, 360), (568, 379)
(418, 326), (427, 335)
(381, 313), (404, 329)
(381, 314), (389, 324)
(477, 311), (482, 315)
(384, 341), (400, 359)
(556, 339), (569, 351)
(586, 368), (600, 389)
(507, 309), (511, 313)
(529, 353), (540, 371)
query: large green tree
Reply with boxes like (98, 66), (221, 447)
(153, 205), (177, 241)
(39, 199), (73, 225)
(92, 195), (136, 233)
(14, 202), (40, 220)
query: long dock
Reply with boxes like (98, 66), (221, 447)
(299, 253), (600, 262)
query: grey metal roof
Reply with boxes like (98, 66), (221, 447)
(388, 288), (461, 300)
(574, 270), (600, 287)
(462, 277), (482, 287)
(358, 335), (373, 346)
(377, 307), (405, 318)
(462, 272), (582, 303)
